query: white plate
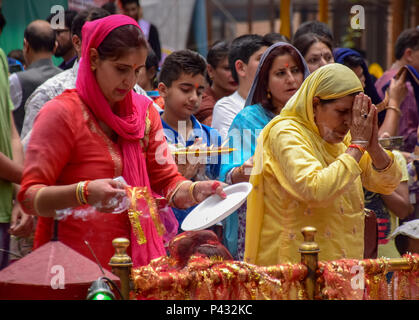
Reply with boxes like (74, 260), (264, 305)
(181, 182), (253, 231)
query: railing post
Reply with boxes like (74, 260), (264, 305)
(109, 238), (133, 300)
(299, 226), (320, 300)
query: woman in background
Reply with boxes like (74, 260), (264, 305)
(195, 41), (237, 126)
(293, 33), (334, 73)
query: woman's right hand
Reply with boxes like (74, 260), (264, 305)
(86, 178), (128, 213)
(350, 93), (375, 146)
(232, 156), (254, 184)
(388, 69), (407, 105)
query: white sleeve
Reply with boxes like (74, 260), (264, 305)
(9, 73), (22, 110)
(211, 100), (232, 141)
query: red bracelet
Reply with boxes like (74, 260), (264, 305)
(83, 180), (91, 204)
(348, 144), (366, 155)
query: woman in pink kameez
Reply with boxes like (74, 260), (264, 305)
(18, 15), (226, 269)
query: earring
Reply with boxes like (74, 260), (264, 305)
(267, 90), (271, 99)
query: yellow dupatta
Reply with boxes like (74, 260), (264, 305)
(245, 64), (401, 265)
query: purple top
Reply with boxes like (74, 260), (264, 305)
(375, 68), (418, 153)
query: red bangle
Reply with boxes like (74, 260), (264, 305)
(348, 144), (366, 155)
(83, 180), (91, 204)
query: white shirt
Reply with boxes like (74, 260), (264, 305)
(9, 73), (22, 110)
(21, 60), (80, 140)
(211, 90), (246, 141)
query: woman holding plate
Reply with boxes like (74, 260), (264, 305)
(18, 15), (226, 269)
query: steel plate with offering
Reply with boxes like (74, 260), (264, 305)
(378, 136), (404, 150)
(169, 139), (236, 156)
(171, 146), (236, 156)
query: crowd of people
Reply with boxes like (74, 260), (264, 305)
(0, 2), (419, 282)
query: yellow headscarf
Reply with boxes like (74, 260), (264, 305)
(278, 63), (364, 158)
(279, 63), (363, 135)
(245, 63), (364, 264)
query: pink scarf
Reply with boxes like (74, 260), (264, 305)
(76, 15), (166, 266)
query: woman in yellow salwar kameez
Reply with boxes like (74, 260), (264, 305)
(245, 63), (402, 265)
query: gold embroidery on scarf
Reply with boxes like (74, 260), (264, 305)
(128, 210), (146, 245)
(139, 109), (151, 151)
(127, 187), (166, 245)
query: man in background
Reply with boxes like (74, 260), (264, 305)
(47, 10), (78, 70)
(9, 20), (62, 134)
(119, 0), (162, 62)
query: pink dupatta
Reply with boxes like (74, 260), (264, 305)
(76, 15), (166, 266)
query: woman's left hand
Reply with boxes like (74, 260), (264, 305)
(365, 103), (380, 152)
(172, 180), (227, 209)
(366, 105), (393, 170)
(193, 181), (227, 203)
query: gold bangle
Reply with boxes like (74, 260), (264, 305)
(75, 182), (82, 205)
(168, 180), (190, 207)
(80, 181), (87, 204)
(385, 106), (402, 116)
(76, 181), (87, 205)
(189, 181), (199, 203)
(34, 186), (47, 216)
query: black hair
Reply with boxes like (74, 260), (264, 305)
(228, 34), (270, 83)
(145, 48), (160, 88)
(252, 44), (305, 112)
(293, 20), (334, 44)
(71, 7), (110, 40)
(101, 2), (117, 14)
(263, 32), (290, 45)
(159, 49), (207, 87)
(395, 28), (419, 60)
(395, 234), (409, 256)
(207, 41), (230, 68)
(293, 32), (333, 58)
(97, 24), (147, 61)
(46, 10), (78, 30)
(342, 54), (365, 69)
(24, 22), (56, 53)
(206, 40), (230, 83)
(0, 10), (6, 33)
(145, 48), (159, 70)
(120, 0), (140, 7)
